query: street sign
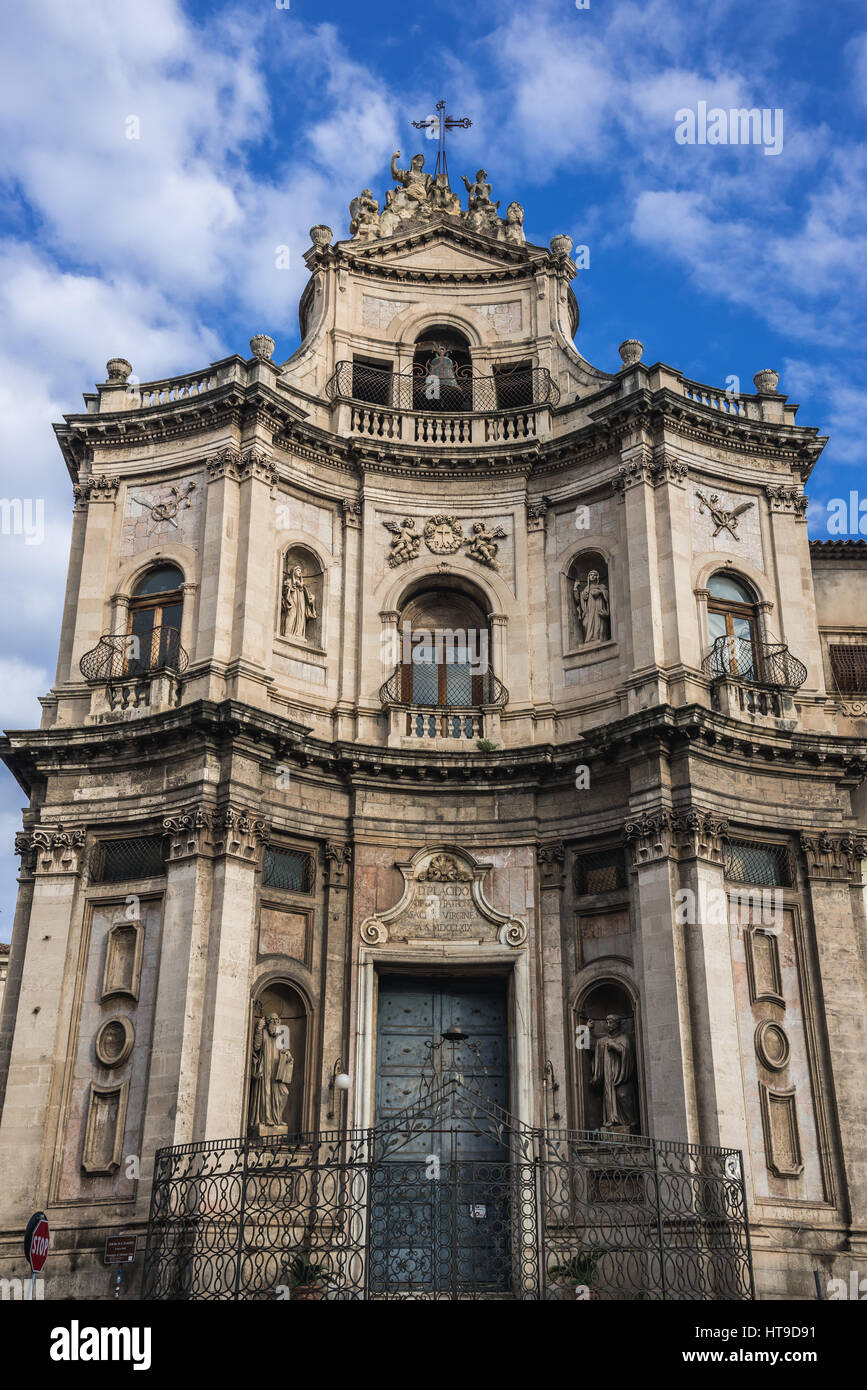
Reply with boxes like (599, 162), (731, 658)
(24, 1212), (50, 1272)
(104, 1234), (137, 1265)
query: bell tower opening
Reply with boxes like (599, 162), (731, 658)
(412, 326), (472, 411)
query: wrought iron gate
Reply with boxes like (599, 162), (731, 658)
(142, 1078), (754, 1301)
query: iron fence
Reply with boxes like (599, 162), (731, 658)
(80, 627), (188, 681)
(326, 361), (560, 413)
(702, 635), (807, 691)
(142, 1084), (753, 1302)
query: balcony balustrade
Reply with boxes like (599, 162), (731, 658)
(327, 361), (558, 447)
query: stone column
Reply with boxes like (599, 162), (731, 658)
(318, 843), (353, 1128)
(614, 447), (665, 692)
(196, 809), (269, 1140)
(536, 843), (567, 1127)
(198, 449), (241, 672)
(232, 450), (278, 703)
(800, 832), (867, 1239)
(68, 478), (119, 677)
(138, 808), (215, 1168)
(336, 501), (362, 740)
(625, 812), (697, 1142)
(675, 813), (753, 1166)
(0, 839), (37, 1112)
(110, 591), (129, 637)
(694, 588), (710, 654)
(526, 500), (552, 712)
(0, 826), (86, 1219)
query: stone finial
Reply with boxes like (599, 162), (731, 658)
(309, 225), (333, 248)
(250, 334), (275, 362)
(753, 369), (779, 395)
(550, 234), (573, 257)
(618, 340), (644, 367)
(105, 358), (132, 383)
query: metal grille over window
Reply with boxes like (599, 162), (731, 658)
(575, 849), (627, 896)
(723, 839), (793, 887)
(263, 847), (313, 892)
(95, 835), (166, 883)
(830, 644), (867, 694)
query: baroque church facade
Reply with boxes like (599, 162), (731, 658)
(1, 146), (866, 1301)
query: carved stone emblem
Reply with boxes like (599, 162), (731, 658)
(131, 480), (196, 529)
(423, 516), (464, 555)
(695, 489), (754, 540)
(359, 846), (527, 947)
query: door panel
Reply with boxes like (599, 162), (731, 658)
(371, 976), (511, 1295)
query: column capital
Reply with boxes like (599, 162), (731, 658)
(341, 498), (363, 528)
(536, 841), (565, 888)
(163, 805), (215, 861)
(324, 841), (353, 888)
(17, 823), (87, 877)
(526, 497), (549, 531)
(800, 831), (866, 884)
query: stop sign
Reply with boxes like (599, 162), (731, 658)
(24, 1212), (50, 1273)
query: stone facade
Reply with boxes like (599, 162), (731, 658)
(0, 155), (866, 1301)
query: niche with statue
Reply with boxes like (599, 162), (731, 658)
(246, 982), (308, 1137)
(279, 547), (323, 647)
(567, 551), (611, 650)
(576, 980), (640, 1135)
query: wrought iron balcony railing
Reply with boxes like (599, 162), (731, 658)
(326, 361), (560, 414)
(702, 635), (807, 692)
(80, 628), (189, 682)
(379, 666), (508, 709)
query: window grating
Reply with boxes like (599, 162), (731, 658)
(96, 835), (166, 883)
(575, 849), (627, 896)
(829, 644), (867, 694)
(724, 839), (793, 888)
(263, 846), (313, 892)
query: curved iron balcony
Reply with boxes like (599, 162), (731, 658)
(326, 361), (560, 412)
(702, 635), (807, 692)
(379, 666), (508, 709)
(80, 628), (189, 682)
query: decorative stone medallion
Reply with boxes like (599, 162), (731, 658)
(754, 1019), (790, 1072)
(95, 1016), (135, 1069)
(423, 515), (464, 555)
(360, 846), (527, 947)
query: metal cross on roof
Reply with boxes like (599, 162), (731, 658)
(412, 99), (471, 183)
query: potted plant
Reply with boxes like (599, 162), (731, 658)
(281, 1251), (337, 1301)
(548, 1250), (605, 1300)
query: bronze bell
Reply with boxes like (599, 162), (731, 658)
(442, 1024), (468, 1042)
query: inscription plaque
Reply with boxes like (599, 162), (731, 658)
(360, 847), (527, 947)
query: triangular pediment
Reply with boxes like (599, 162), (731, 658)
(338, 217), (543, 279)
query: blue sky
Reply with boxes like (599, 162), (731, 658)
(1, 0), (865, 939)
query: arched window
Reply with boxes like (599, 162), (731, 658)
(412, 326), (472, 412)
(399, 588), (491, 707)
(707, 572), (758, 678)
(127, 564), (184, 675)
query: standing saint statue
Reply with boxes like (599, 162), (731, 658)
(573, 568), (610, 644)
(590, 1014), (637, 1132)
(281, 563), (317, 640)
(248, 1013), (294, 1132)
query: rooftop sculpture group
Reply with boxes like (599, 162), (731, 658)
(348, 153), (525, 245)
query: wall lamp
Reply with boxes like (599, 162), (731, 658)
(328, 1058), (351, 1121)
